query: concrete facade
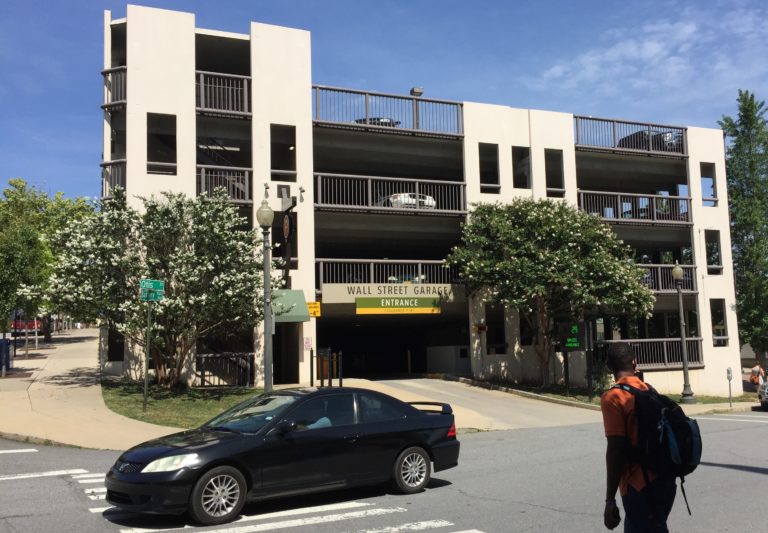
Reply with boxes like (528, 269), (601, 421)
(101, 5), (740, 396)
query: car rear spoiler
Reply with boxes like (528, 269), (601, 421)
(407, 401), (453, 415)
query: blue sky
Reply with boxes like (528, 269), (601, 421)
(1, 0), (766, 200)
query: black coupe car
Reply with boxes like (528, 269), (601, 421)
(105, 387), (459, 525)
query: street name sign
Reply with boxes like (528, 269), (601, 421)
(139, 279), (165, 302)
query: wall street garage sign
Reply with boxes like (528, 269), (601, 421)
(356, 296), (441, 315)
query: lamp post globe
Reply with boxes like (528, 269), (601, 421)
(672, 261), (695, 403)
(257, 199), (274, 393)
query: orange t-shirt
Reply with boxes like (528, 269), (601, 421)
(601, 375), (652, 496)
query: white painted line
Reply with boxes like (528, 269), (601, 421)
(0, 448), (37, 455)
(119, 506), (406, 533)
(89, 506), (115, 513)
(118, 501), (372, 533)
(72, 473), (104, 479)
(78, 478), (105, 484)
(88, 494), (107, 501)
(84, 487), (107, 494)
(451, 530), (485, 533)
(698, 416), (768, 424)
(0, 469), (88, 481)
(346, 519), (454, 532)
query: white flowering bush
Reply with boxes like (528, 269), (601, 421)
(48, 188), (266, 388)
(447, 199), (655, 384)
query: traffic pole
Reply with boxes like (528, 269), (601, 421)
(143, 301), (151, 412)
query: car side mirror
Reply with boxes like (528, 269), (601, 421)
(274, 419), (296, 435)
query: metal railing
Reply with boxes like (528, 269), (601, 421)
(638, 264), (696, 292)
(598, 338), (704, 370)
(102, 66), (127, 107)
(313, 85), (463, 136)
(579, 190), (691, 224)
(196, 71), (251, 116)
(197, 165), (252, 204)
(147, 162), (177, 175)
(315, 173), (466, 214)
(574, 116), (687, 156)
(100, 160), (126, 199)
(195, 352), (254, 387)
(316, 259), (460, 287)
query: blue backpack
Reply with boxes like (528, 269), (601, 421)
(612, 383), (702, 514)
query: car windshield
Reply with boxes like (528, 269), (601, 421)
(203, 393), (299, 433)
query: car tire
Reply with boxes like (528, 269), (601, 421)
(391, 446), (431, 494)
(189, 466), (247, 526)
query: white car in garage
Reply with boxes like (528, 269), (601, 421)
(377, 192), (436, 210)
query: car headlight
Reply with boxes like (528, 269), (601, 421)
(141, 453), (200, 473)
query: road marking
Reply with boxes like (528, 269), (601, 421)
(0, 448), (37, 454)
(118, 501), (373, 533)
(0, 469), (88, 481)
(345, 519), (454, 532)
(90, 506), (114, 513)
(72, 473), (104, 479)
(84, 487), (107, 494)
(451, 530), (485, 533)
(89, 494), (107, 501)
(119, 506), (407, 533)
(78, 478), (105, 484)
(698, 416), (768, 424)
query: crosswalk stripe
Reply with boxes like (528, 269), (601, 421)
(0, 469), (88, 481)
(345, 519), (454, 532)
(698, 416), (768, 424)
(89, 506), (114, 513)
(84, 487), (107, 494)
(72, 473), (104, 479)
(89, 494), (106, 501)
(78, 478), (104, 484)
(119, 506), (407, 533)
(0, 448), (37, 454)
(451, 530), (485, 533)
(118, 501), (372, 533)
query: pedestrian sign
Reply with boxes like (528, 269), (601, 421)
(139, 279), (165, 302)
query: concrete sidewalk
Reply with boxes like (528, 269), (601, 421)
(0, 328), (760, 451)
(0, 328), (179, 451)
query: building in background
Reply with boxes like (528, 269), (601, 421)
(100, 5), (739, 395)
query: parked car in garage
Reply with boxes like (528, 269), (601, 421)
(618, 129), (683, 152)
(354, 117), (401, 127)
(105, 387), (459, 525)
(376, 192), (437, 209)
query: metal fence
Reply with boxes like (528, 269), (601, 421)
(313, 85), (463, 136)
(598, 338), (703, 370)
(196, 71), (251, 115)
(638, 264), (696, 292)
(102, 66), (127, 107)
(195, 353), (254, 387)
(197, 165), (252, 204)
(579, 190), (691, 224)
(101, 160), (126, 199)
(574, 116), (686, 156)
(315, 173), (465, 213)
(316, 259), (460, 287)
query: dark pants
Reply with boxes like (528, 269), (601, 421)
(621, 477), (677, 533)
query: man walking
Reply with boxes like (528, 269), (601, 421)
(601, 343), (677, 531)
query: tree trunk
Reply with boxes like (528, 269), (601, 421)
(42, 314), (52, 343)
(534, 298), (552, 385)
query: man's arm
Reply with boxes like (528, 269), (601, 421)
(605, 436), (628, 500)
(604, 435), (628, 529)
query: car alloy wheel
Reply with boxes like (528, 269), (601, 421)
(190, 466), (246, 525)
(392, 446), (431, 494)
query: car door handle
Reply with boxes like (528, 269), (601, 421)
(344, 434), (360, 443)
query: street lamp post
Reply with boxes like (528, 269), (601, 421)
(672, 261), (695, 404)
(256, 198), (275, 393)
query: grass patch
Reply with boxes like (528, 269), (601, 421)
(101, 380), (259, 429)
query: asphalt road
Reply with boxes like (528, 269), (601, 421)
(0, 409), (766, 533)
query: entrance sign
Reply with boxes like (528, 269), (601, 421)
(323, 283), (463, 304)
(558, 322), (585, 350)
(356, 297), (441, 315)
(307, 302), (321, 317)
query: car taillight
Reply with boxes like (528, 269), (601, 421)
(447, 422), (456, 438)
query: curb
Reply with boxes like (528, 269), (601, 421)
(0, 431), (84, 449)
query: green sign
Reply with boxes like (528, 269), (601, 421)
(558, 322), (585, 350)
(356, 297), (440, 315)
(140, 279), (165, 302)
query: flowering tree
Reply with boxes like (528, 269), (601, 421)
(447, 199), (655, 384)
(49, 189), (265, 388)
